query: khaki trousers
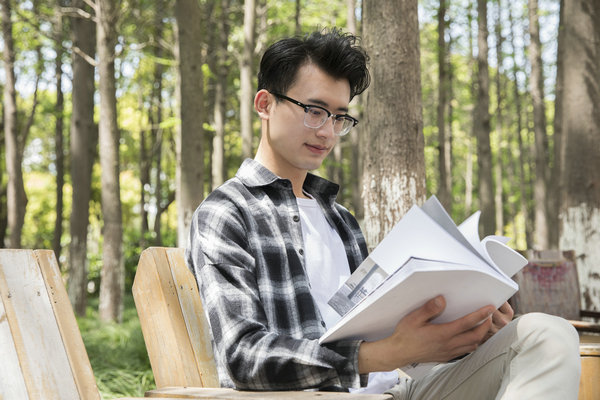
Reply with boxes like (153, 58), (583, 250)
(386, 313), (581, 400)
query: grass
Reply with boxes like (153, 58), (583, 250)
(78, 295), (156, 399)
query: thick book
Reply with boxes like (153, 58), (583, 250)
(319, 196), (527, 347)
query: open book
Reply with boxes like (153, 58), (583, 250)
(320, 196), (527, 351)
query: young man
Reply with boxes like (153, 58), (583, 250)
(186, 29), (581, 398)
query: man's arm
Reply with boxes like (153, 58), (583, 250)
(357, 296), (495, 374)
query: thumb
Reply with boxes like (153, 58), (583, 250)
(420, 295), (446, 322)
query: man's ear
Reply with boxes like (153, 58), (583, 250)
(254, 89), (272, 120)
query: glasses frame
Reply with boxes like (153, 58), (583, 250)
(271, 93), (358, 136)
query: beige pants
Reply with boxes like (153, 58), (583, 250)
(386, 313), (581, 400)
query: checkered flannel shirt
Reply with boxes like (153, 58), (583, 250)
(186, 159), (369, 390)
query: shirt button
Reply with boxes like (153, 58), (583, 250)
(293, 215), (300, 222)
(299, 249), (304, 255)
(321, 321), (326, 327)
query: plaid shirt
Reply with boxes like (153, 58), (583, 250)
(186, 159), (369, 390)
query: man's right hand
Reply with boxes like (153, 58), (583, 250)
(357, 296), (494, 374)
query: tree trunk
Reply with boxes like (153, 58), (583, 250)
(494, 1), (504, 234)
(558, 0), (600, 310)
(53, 2), (65, 262)
(1, 0), (27, 249)
(548, 0), (565, 249)
(474, 0), (495, 237)
(211, 0), (230, 189)
(508, 4), (532, 248)
(363, 0), (426, 250)
(240, 0), (256, 159)
(347, 0), (364, 219)
(528, 0), (550, 249)
(175, 0), (205, 247)
(436, 0), (452, 211)
(97, 0), (124, 323)
(68, 0), (96, 315)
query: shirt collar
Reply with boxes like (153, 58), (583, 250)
(236, 158), (340, 202)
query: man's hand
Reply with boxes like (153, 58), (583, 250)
(481, 301), (514, 344)
(358, 296), (495, 374)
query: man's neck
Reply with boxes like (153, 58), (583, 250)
(254, 153), (308, 198)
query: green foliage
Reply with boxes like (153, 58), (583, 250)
(79, 296), (155, 398)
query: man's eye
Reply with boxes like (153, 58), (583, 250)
(308, 108), (325, 117)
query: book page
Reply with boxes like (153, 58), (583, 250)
(328, 257), (389, 316)
(368, 205), (492, 276)
(420, 196), (487, 264)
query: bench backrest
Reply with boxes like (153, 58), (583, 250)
(0, 249), (100, 400)
(132, 247), (219, 388)
(510, 250), (580, 319)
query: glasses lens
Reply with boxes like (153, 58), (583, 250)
(334, 117), (355, 136)
(304, 106), (328, 128)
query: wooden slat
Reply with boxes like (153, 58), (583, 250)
(133, 247), (209, 388)
(579, 343), (600, 400)
(0, 282), (29, 399)
(145, 387), (393, 399)
(34, 250), (101, 400)
(166, 247), (219, 387)
(0, 249), (79, 399)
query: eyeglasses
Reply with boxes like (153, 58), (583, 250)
(272, 93), (358, 136)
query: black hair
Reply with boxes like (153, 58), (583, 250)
(257, 28), (370, 100)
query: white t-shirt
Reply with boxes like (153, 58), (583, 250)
(296, 196), (399, 394)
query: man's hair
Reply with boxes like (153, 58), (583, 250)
(257, 28), (370, 100)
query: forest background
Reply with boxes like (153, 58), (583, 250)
(1, 0), (599, 396)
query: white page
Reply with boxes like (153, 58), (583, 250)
(420, 196), (487, 264)
(370, 205), (492, 276)
(320, 258), (518, 344)
(482, 238), (527, 277)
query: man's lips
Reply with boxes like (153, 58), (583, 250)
(305, 143), (329, 153)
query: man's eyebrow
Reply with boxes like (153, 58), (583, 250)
(307, 98), (349, 113)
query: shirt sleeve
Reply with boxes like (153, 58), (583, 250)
(186, 194), (367, 390)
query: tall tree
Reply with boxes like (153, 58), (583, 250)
(548, 0), (565, 249)
(97, 0), (124, 322)
(528, 0), (550, 248)
(474, 0), (495, 236)
(68, 0), (97, 315)
(558, 0), (600, 310)
(494, 1), (504, 233)
(436, 0), (452, 210)
(508, 3), (532, 248)
(363, 0), (426, 249)
(211, 0), (231, 189)
(240, 0), (256, 159)
(346, 0), (363, 219)
(1, 0), (26, 248)
(175, 0), (205, 246)
(53, 0), (66, 261)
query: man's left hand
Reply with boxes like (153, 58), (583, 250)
(481, 301), (514, 344)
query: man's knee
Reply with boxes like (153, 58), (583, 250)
(516, 312), (580, 368)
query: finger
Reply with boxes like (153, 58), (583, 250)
(406, 295), (446, 324)
(443, 304), (495, 334)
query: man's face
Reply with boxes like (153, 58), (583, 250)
(261, 63), (351, 176)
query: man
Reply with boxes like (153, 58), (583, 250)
(186, 29), (581, 398)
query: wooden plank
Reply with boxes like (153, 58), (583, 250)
(34, 250), (100, 400)
(166, 247), (219, 387)
(146, 387), (393, 400)
(0, 250), (79, 399)
(579, 344), (600, 400)
(0, 282), (29, 399)
(133, 247), (206, 388)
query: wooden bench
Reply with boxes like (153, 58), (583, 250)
(0, 249), (155, 400)
(133, 247), (392, 399)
